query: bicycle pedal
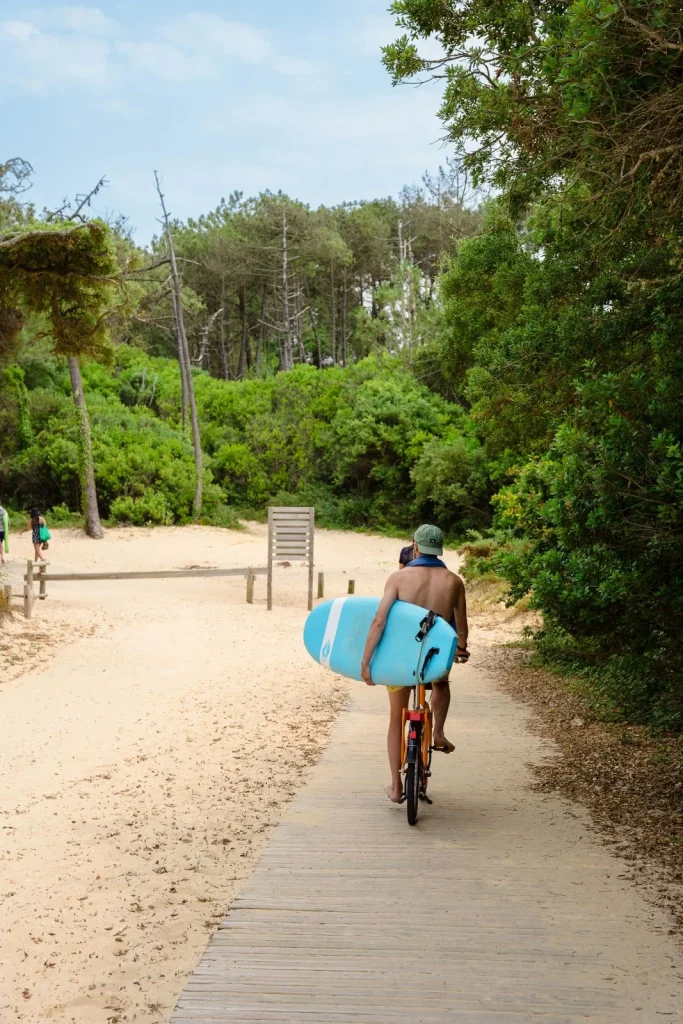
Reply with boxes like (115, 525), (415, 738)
(418, 793), (433, 805)
(424, 770), (432, 778)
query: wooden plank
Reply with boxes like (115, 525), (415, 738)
(271, 516), (310, 522)
(246, 568), (255, 605)
(317, 572), (324, 599)
(268, 506), (314, 514)
(24, 568), (268, 583)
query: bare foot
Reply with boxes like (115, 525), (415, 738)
(433, 735), (455, 753)
(385, 784), (403, 803)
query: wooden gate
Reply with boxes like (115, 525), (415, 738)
(267, 506), (315, 611)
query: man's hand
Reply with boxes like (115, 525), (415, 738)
(361, 660), (375, 686)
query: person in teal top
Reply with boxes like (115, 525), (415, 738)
(0, 503), (8, 564)
(21, 507), (48, 563)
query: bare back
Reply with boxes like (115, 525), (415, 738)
(393, 566), (463, 623)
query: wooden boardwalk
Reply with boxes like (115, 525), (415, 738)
(172, 664), (683, 1024)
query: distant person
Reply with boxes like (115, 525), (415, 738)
(22, 507), (48, 563)
(362, 524), (469, 803)
(0, 503), (7, 565)
(398, 542), (415, 569)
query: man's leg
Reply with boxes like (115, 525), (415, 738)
(386, 687), (411, 802)
(432, 678), (454, 752)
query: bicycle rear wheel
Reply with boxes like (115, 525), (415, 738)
(406, 722), (422, 826)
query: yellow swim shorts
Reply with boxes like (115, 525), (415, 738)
(386, 677), (449, 693)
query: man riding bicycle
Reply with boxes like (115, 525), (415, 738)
(361, 524), (469, 803)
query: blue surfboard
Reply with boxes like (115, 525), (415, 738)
(303, 597), (457, 687)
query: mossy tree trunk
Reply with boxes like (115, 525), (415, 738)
(68, 357), (104, 539)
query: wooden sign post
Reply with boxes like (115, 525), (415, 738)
(267, 506), (315, 612)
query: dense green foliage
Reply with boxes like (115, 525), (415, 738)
(0, 346), (491, 534)
(386, 0), (683, 726)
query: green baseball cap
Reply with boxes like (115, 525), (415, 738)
(413, 523), (444, 556)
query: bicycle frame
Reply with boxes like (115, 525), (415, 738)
(400, 682), (433, 785)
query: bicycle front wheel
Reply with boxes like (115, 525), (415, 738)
(406, 722), (422, 826)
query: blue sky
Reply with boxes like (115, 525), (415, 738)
(0, 2), (448, 242)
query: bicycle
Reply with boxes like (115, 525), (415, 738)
(399, 611), (468, 826)
(401, 678), (433, 826)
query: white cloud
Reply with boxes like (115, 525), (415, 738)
(207, 86), (443, 165)
(0, 9), (317, 95)
(163, 13), (271, 64)
(0, 21), (113, 92)
(3, 20), (38, 42)
(116, 41), (216, 82)
(54, 7), (117, 35)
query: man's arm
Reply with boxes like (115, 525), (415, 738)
(453, 577), (469, 655)
(360, 575), (400, 686)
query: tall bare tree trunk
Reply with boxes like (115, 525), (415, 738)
(155, 171), (203, 518)
(256, 284), (266, 371)
(342, 268), (348, 367)
(306, 282), (322, 367)
(281, 211), (294, 371)
(174, 277), (188, 427)
(330, 263), (336, 365)
(238, 286), (248, 379)
(218, 274), (229, 380)
(296, 282), (305, 363)
(68, 357), (103, 539)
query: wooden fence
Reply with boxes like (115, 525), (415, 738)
(22, 562), (267, 619)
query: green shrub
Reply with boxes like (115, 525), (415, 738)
(110, 491), (174, 526)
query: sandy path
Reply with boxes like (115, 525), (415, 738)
(0, 525), (416, 1024)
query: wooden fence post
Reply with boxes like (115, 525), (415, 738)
(38, 562), (48, 601)
(317, 572), (324, 599)
(267, 509), (274, 611)
(307, 507), (315, 612)
(24, 560), (34, 619)
(246, 567), (255, 605)
(0, 584), (11, 614)
(348, 579), (355, 595)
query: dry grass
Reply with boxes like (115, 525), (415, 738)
(480, 641), (683, 935)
